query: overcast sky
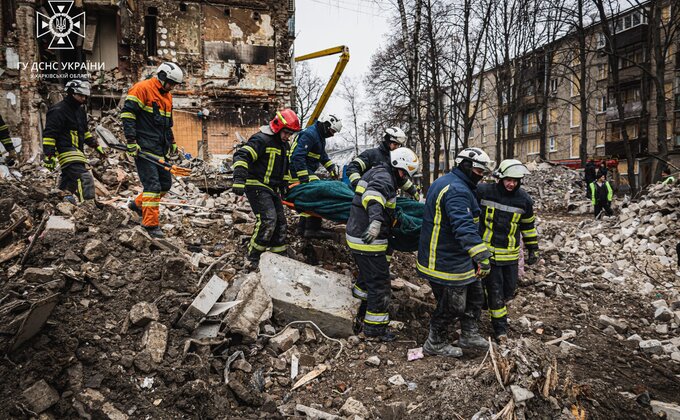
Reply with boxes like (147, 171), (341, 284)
(294, 0), (392, 147)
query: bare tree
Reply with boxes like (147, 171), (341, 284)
(294, 62), (324, 126)
(339, 76), (364, 155)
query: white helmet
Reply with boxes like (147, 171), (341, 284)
(384, 127), (407, 145)
(455, 147), (493, 173)
(390, 147), (420, 177)
(496, 159), (530, 179)
(318, 114), (342, 134)
(156, 62), (184, 84)
(65, 80), (91, 97)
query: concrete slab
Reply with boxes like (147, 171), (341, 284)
(177, 274), (229, 331)
(259, 252), (359, 338)
(22, 379), (59, 413)
(224, 273), (272, 342)
(10, 294), (59, 352)
(45, 215), (75, 232)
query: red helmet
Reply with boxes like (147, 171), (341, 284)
(269, 109), (301, 134)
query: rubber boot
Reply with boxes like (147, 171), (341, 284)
(459, 330), (490, 349)
(144, 226), (165, 238)
(362, 324), (396, 342)
(423, 329), (462, 357)
(304, 217), (335, 240)
(128, 200), (142, 217)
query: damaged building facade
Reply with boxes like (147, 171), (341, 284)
(0, 0), (296, 159)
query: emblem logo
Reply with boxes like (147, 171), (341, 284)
(36, 1), (85, 50)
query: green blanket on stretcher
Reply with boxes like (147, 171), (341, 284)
(285, 180), (424, 252)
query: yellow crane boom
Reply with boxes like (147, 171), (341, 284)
(295, 45), (350, 127)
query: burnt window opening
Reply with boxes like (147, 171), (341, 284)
(179, 2), (187, 12)
(2, 0), (17, 41)
(223, 8), (230, 17)
(253, 11), (261, 21)
(144, 9), (157, 59)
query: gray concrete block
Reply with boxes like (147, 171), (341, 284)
(178, 275), (229, 330)
(259, 252), (359, 338)
(22, 379), (59, 413)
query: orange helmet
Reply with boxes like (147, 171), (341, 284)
(269, 109), (301, 134)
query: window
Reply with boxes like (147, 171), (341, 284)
(571, 78), (580, 97)
(549, 108), (558, 124)
(661, 5), (671, 24)
(549, 136), (556, 152)
(611, 124), (639, 141)
(596, 33), (606, 49)
(570, 104), (581, 127)
(596, 96), (607, 113)
(480, 125), (486, 143)
(521, 112), (539, 134)
(570, 134), (580, 158)
(667, 120), (673, 140)
(527, 138), (540, 155)
(597, 63), (608, 80)
(550, 78), (558, 93)
(1, 0), (17, 42)
(665, 82), (674, 100)
(610, 11), (648, 34)
(481, 106), (488, 120)
(468, 126), (475, 139)
(596, 130), (605, 148)
(145, 7), (158, 58)
(618, 49), (645, 69)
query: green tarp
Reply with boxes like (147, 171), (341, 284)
(285, 180), (424, 252)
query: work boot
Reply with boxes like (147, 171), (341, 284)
(128, 200), (142, 217)
(144, 226), (165, 238)
(495, 334), (508, 345)
(423, 330), (462, 357)
(64, 195), (78, 205)
(458, 331), (490, 349)
(352, 316), (364, 335)
(297, 218), (306, 236)
(362, 324), (397, 342)
(303, 228), (335, 240)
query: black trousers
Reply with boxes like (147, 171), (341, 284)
(136, 156), (172, 193)
(482, 263), (518, 336)
(59, 163), (95, 202)
(245, 188), (287, 262)
(429, 280), (484, 335)
(352, 253), (391, 333)
(594, 202), (613, 217)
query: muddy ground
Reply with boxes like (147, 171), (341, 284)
(0, 174), (679, 419)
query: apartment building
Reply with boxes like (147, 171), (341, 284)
(464, 3), (679, 188)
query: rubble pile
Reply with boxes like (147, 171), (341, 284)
(0, 159), (679, 419)
(524, 161), (588, 213)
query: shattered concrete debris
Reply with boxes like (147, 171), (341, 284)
(129, 302), (160, 327)
(341, 397), (369, 418)
(177, 274), (228, 331)
(22, 379), (60, 414)
(224, 272), (273, 342)
(142, 321), (168, 363)
(259, 252), (359, 337)
(268, 327), (300, 353)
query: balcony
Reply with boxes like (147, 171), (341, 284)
(604, 137), (648, 157)
(606, 101), (642, 121)
(518, 125), (540, 136)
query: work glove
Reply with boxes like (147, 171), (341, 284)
(526, 249), (539, 266)
(43, 155), (57, 171)
(473, 253), (491, 278)
(412, 191), (421, 202)
(96, 145), (106, 156)
(328, 164), (339, 179)
(126, 142), (141, 158)
(167, 143), (178, 159)
(232, 184), (244, 196)
(6, 150), (17, 166)
(361, 220), (382, 244)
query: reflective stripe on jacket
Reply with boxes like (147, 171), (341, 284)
(346, 142), (417, 195)
(232, 126), (290, 192)
(345, 164), (397, 255)
(288, 121), (332, 182)
(477, 182), (538, 266)
(42, 96), (96, 167)
(121, 77), (174, 157)
(417, 168), (490, 286)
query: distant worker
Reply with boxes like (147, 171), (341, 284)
(661, 167), (675, 185)
(348, 148), (420, 341)
(584, 159), (596, 198)
(121, 62), (182, 238)
(477, 159), (539, 343)
(0, 114), (17, 166)
(42, 80), (105, 203)
(289, 114), (342, 239)
(417, 147), (493, 357)
(232, 109), (301, 266)
(346, 127), (420, 201)
(589, 173), (613, 218)
(596, 161), (608, 179)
